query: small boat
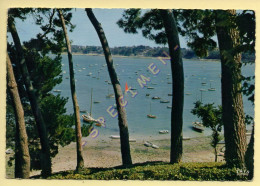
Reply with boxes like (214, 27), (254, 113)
(201, 82), (207, 85)
(167, 82), (172, 84)
(192, 121), (204, 132)
(152, 144), (159, 149)
(144, 141), (159, 149)
(147, 114), (156, 119)
(185, 93), (192, 95)
(168, 94), (172, 96)
(146, 93), (150, 96)
(152, 96), (161, 100)
(82, 113), (100, 124)
(110, 135), (120, 139)
(160, 100), (170, 103)
(82, 88), (104, 125)
(130, 88), (137, 90)
(144, 141), (153, 147)
(110, 135), (136, 142)
(147, 103), (156, 119)
(106, 89), (115, 98)
(106, 94), (115, 98)
(159, 130), (169, 134)
(147, 87), (155, 89)
(167, 106), (172, 109)
(208, 82), (216, 91)
(93, 101), (101, 104)
(80, 110), (87, 113)
(183, 137), (191, 140)
(53, 89), (61, 93)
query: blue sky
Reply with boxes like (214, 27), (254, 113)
(13, 8), (189, 48)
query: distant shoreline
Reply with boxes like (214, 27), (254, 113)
(64, 52), (221, 62)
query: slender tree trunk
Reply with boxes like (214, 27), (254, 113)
(160, 9), (184, 163)
(6, 53), (30, 178)
(215, 10), (247, 168)
(214, 147), (218, 162)
(58, 9), (84, 171)
(8, 16), (52, 177)
(86, 8), (132, 165)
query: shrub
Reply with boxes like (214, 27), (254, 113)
(46, 162), (249, 181)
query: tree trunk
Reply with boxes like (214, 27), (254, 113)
(6, 53), (30, 179)
(160, 9), (184, 163)
(214, 147), (218, 162)
(8, 16), (52, 177)
(215, 10), (247, 168)
(58, 9), (84, 171)
(86, 8), (132, 165)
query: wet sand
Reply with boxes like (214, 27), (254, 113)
(30, 135), (226, 176)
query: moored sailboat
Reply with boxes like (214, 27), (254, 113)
(147, 102), (156, 118)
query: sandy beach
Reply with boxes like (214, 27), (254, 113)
(6, 133), (252, 178)
(28, 135), (225, 176)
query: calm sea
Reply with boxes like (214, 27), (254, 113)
(53, 55), (255, 139)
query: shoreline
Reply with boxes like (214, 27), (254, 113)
(7, 134), (251, 178)
(29, 135), (224, 176)
(63, 52), (221, 62)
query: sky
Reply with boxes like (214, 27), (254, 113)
(13, 8), (189, 48)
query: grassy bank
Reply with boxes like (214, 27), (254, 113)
(42, 162), (248, 180)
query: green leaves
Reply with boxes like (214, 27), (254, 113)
(117, 9), (168, 44)
(191, 101), (223, 151)
(47, 162), (248, 180)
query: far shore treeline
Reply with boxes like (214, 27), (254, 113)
(69, 45), (255, 62)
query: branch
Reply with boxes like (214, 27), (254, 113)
(39, 9), (56, 39)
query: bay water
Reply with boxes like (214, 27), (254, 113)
(54, 55), (254, 139)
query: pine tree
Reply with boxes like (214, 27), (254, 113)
(86, 8), (132, 165)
